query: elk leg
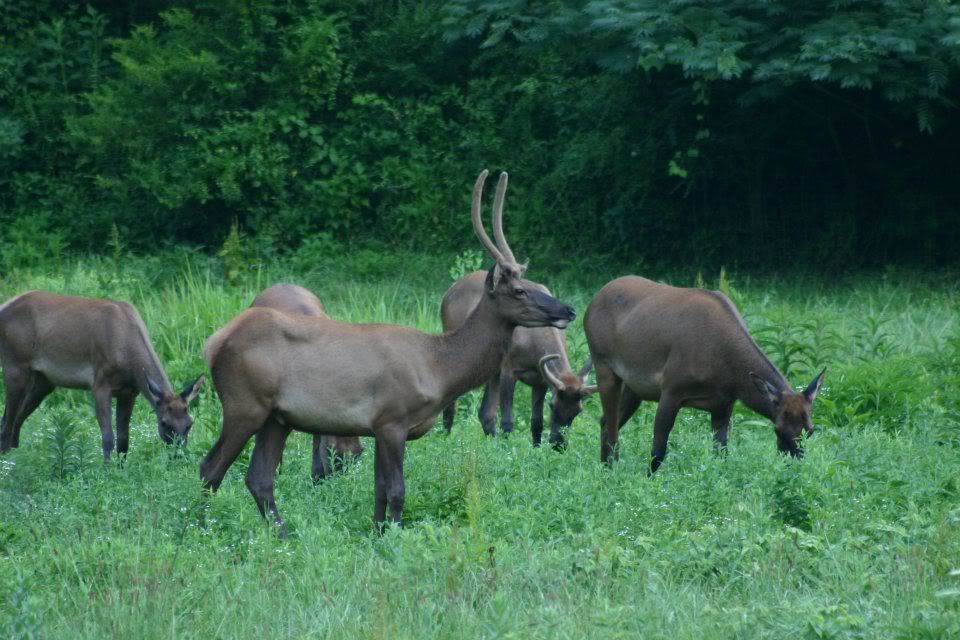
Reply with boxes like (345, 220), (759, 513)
(614, 387), (642, 431)
(595, 361), (623, 465)
(245, 418), (292, 534)
(311, 434), (327, 484)
(0, 368), (28, 452)
(477, 374), (500, 437)
(442, 399), (457, 433)
(498, 372), (516, 436)
(711, 404), (733, 454)
(531, 384), (547, 447)
(650, 395), (681, 474)
(373, 429), (406, 529)
(115, 392), (136, 456)
(92, 385), (115, 462)
(8, 373), (54, 449)
(200, 404), (269, 492)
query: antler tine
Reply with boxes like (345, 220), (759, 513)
(472, 170), (505, 263)
(491, 171), (518, 265)
(577, 357), (597, 392)
(577, 357), (594, 381)
(538, 354), (566, 391)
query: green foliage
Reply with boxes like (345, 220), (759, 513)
(216, 219), (246, 286)
(43, 407), (85, 481)
(448, 249), (485, 282)
(770, 464), (813, 531)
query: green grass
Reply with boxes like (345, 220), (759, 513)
(1, 253), (958, 639)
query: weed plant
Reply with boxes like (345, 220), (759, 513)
(0, 253), (957, 638)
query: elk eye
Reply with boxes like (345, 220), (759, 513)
(514, 288), (527, 297)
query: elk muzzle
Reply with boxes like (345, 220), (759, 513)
(532, 289), (575, 329)
(159, 418), (192, 446)
(776, 432), (804, 458)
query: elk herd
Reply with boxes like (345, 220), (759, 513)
(0, 170), (826, 533)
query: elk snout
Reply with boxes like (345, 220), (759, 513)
(549, 304), (576, 329)
(776, 434), (804, 458)
(159, 418), (192, 446)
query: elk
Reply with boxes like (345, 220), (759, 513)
(441, 271), (596, 447)
(584, 276), (826, 472)
(201, 170), (575, 531)
(0, 291), (204, 461)
(249, 283), (364, 482)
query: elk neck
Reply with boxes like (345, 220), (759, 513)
(733, 341), (791, 421)
(542, 327), (573, 373)
(433, 291), (515, 403)
(129, 329), (174, 407)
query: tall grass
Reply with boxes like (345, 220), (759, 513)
(0, 254), (957, 639)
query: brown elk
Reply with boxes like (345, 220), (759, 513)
(249, 283), (364, 482)
(441, 271), (596, 447)
(201, 170), (575, 531)
(0, 291), (204, 461)
(584, 276), (825, 472)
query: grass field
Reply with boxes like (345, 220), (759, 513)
(1, 252), (958, 639)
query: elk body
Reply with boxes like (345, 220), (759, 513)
(201, 171), (575, 531)
(249, 283), (364, 482)
(0, 291), (204, 461)
(584, 276), (825, 471)
(441, 271), (596, 447)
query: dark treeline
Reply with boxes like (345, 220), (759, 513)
(2, 0), (959, 271)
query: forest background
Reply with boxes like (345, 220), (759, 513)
(2, 0), (960, 273)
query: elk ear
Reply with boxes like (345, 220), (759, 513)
(180, 374), (205, 404)
(491, 262), (504, 289)
(146, 376), (165, 403)
(804, 367), (826, 402)
(488, 261), (518, 291)
(485, 264), (501, 292)
(750, 373), (781, 407)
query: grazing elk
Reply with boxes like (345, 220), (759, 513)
(441, 271), (596, 447)
(201, 170), (575, 532)
(0, 291), (204, 461)
(584, 276), (826, 472)
(249, 283), (364, 482)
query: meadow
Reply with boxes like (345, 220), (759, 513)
(0, 251), (958, 639)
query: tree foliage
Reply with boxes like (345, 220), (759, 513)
(2, 0), (959, 269)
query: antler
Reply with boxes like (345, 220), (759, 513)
(472, 170), (506, 263)
(538, 354), (567, 391)
(491, 172), (518, 265)
(577, 358), (594, 381)
(576, 358), (598, 394)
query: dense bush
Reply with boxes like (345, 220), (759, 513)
(2, 1), (960, 268)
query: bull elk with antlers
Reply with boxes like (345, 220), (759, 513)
(249, 283), (364, 482)
(201, 170), (575, 531)
(0, 291), (204, 461)
(584, 276), (826, 472)
(441, 271), (596, 447)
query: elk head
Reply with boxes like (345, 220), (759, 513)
(539, 354), (597, 447)
(751, 368), (826, 458)
(472, 170), (575, 330)
(147, 375), (205, 445)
